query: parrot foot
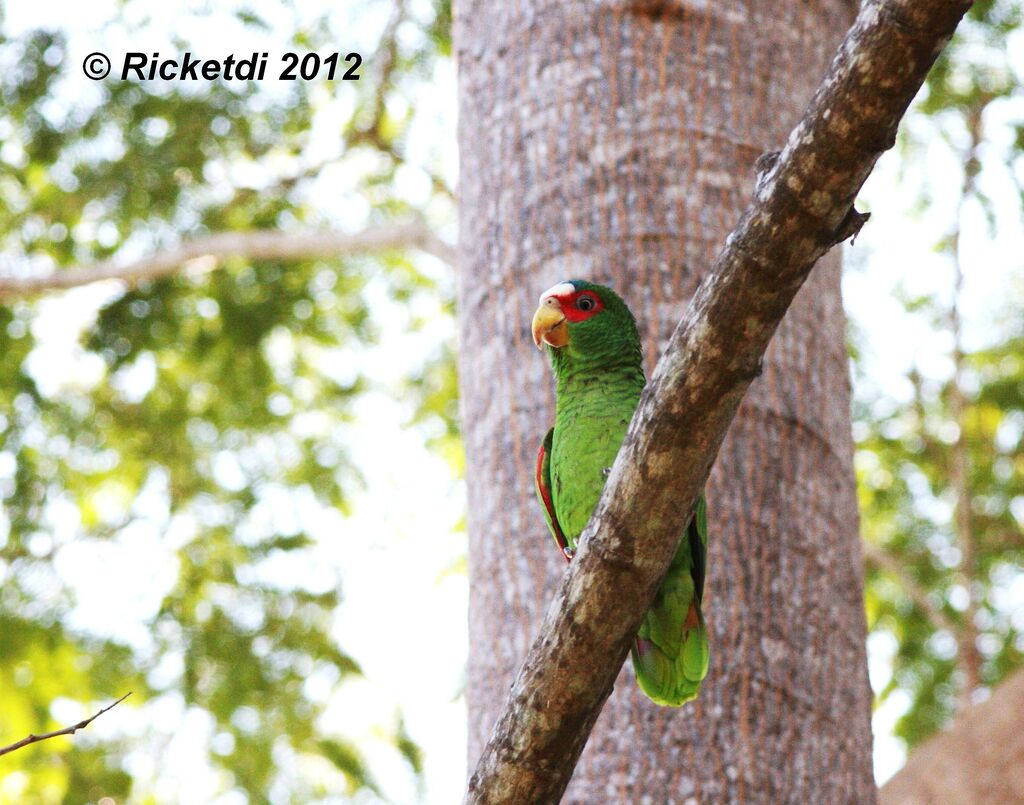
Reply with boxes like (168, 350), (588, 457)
(562, 546), (575, 562)
(601, 467), (611, 478)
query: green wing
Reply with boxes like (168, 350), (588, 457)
(690, 493), (708, 602)
(536, 422), (710, 706)
(631, 495), (710, 706)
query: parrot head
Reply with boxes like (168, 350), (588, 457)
(531, 279), (642, 368)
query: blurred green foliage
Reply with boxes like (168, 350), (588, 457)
(0, 1), (453, 802)
(858, 330), (1024, 745)
(857, 0), (1023, 753)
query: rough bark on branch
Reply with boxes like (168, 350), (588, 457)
(0, 693), (131, 757)
(0, 220), (454, 300)
(464, 1), (972, 802)
(880, 668), (1024, 805)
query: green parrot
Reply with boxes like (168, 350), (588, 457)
(531, 279), (709, 706)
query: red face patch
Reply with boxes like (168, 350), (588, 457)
(549, 289), (604, 323)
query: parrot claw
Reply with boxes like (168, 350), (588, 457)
(562, 546), (575, 562)
(601, 467), (611, 478)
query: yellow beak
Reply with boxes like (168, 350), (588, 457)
(532, 299), (568, 349)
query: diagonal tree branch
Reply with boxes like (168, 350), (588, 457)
(0, 693), (131, 758)
(862, 540), (960, 635)
(464, 1), (973, 802)
(0, 220), (454, 300)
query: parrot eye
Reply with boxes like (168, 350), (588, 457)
(576, 295), (596, 312)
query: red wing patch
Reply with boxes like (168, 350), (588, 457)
(683, 601), (701, 631)
(536, 437), (570, 560)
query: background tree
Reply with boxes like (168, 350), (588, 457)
(456, 1), (875, 801)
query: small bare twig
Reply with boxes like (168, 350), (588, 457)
(0, 692), (132, 758)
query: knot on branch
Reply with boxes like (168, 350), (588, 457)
(584, 538), (639, 571)
(819, 203), (868, 247)
(740, 356), (765, 382)
(831, 206), (871, 246)
(754, 150), (780, 175)
(754, 150), (781, 193)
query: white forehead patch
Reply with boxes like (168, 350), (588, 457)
(538, 282), (576, 304)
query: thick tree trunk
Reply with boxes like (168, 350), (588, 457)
(456, 1), (875, 801)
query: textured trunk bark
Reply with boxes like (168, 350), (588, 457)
(456, 1), (875, 802)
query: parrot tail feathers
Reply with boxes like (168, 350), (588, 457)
(631, 600), (709, 707)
